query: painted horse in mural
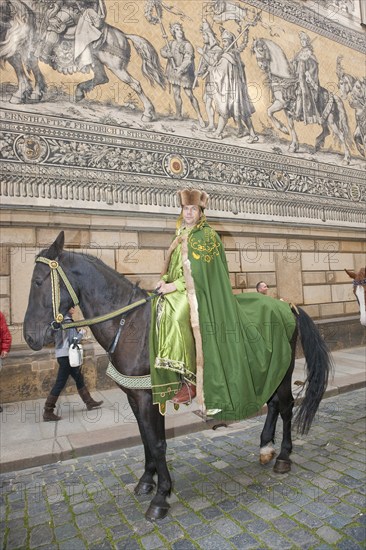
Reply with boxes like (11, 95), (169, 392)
(345, 267), (366, 326)
(0, 0), (47, 105)
(24, 232), (332, 521)
(0, 0), (165, 121)
(336, 56), (366, 157)
(252, 38), (352, 164)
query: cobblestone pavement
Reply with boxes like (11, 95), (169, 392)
(1, 389), (365, 550)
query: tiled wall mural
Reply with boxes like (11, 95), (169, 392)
(0, 0), (365, 225)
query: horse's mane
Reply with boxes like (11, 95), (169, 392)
(254, 38), (293, 79)
(36, 247), (144, 289)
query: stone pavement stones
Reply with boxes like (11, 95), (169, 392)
(1, 388), (365, 549)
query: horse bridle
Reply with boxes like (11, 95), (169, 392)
(353, 278), (366, 287)
(36, 257), (79, 328)
(36, 256), (157, 331)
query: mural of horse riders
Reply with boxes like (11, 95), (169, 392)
(252, 35), (352, 164)
(345, 267), (366, 326)
(0, 0), (165, 120)
(0, 0), (364, 167)
(24, 229), (332, 521)
(337, 56), (366, 157)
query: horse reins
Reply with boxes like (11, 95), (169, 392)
(36, 256), (158, 332)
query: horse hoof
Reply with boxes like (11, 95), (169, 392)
(259, 448), (276, 465)
(273, 459), (291, 474)
(134, 481), (156, 496)
(75, 90), (85, 102)
(28, 92), (43, 103)
(145, 503), (170, 522)
(9, 95), (24, 105)
(142, 113), (155, 122)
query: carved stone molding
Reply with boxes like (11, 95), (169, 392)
(0, 110), (364, 227)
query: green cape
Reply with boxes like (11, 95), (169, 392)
(150, 220), (296, 420)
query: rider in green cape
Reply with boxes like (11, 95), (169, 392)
(150, 189), (296, 419)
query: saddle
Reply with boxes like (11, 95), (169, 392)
(50, 25), (105, 75)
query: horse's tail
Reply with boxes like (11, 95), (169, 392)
(293, 307), (334, 435)
(126, 34), (166, 90)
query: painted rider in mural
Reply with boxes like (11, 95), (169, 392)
(160, 23), (205, 127)
(204, 27), (258, 141)
(292, 31), (322, 125)
(196, 19), (223, 132)
(37, 0), (106, 66)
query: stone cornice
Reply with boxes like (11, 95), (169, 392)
(0, 110), (364, 228)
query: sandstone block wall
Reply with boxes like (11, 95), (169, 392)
(0, 211), (364, 402)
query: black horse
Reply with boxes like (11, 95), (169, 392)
(23, 232), (332, 521)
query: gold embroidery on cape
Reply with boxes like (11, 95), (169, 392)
(188, 227), (221, 263)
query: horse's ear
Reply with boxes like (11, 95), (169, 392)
(47, 231), (65, 259)
(345, 269), (356, 279)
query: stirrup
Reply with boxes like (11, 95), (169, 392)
(171, 381), (196, 405)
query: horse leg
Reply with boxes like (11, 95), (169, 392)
(273, 331), (297, 474)
(128, 390), (172, 521)
(354, 128), (365, 157)
(327, 114), (351, 164)
(268, 97), (290, 135)
(28, 53), (47, 102)
(286, 112), (299, 152)
(75, 58), (109, 102)
(314, 123), (330, 152)
(98, 54), (156, 122)
(8, 55), (32, 104)
(259, 394), (279, 465)
(127, 392), (157, 495)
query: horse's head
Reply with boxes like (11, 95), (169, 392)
(23, 231), (78, 350)
(252, 38), (293, 80)
(252, 38), (270, 72)
(345, 268), (366, 327)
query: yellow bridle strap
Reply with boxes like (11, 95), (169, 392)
(61, 299), (148, 329)
(36, 255), (155, 330)
(36, 256), (79, 323)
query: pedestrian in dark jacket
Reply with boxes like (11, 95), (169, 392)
(43, 307), (103, 421)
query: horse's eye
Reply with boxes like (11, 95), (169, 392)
(34, 279), (42, 287)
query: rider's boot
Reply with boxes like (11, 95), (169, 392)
(78, 386), (103, 411)
(43, 394), (62, 421)
(171, 382), (196, 404)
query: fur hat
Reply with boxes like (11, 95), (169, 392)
(178, 189), (209, 209)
